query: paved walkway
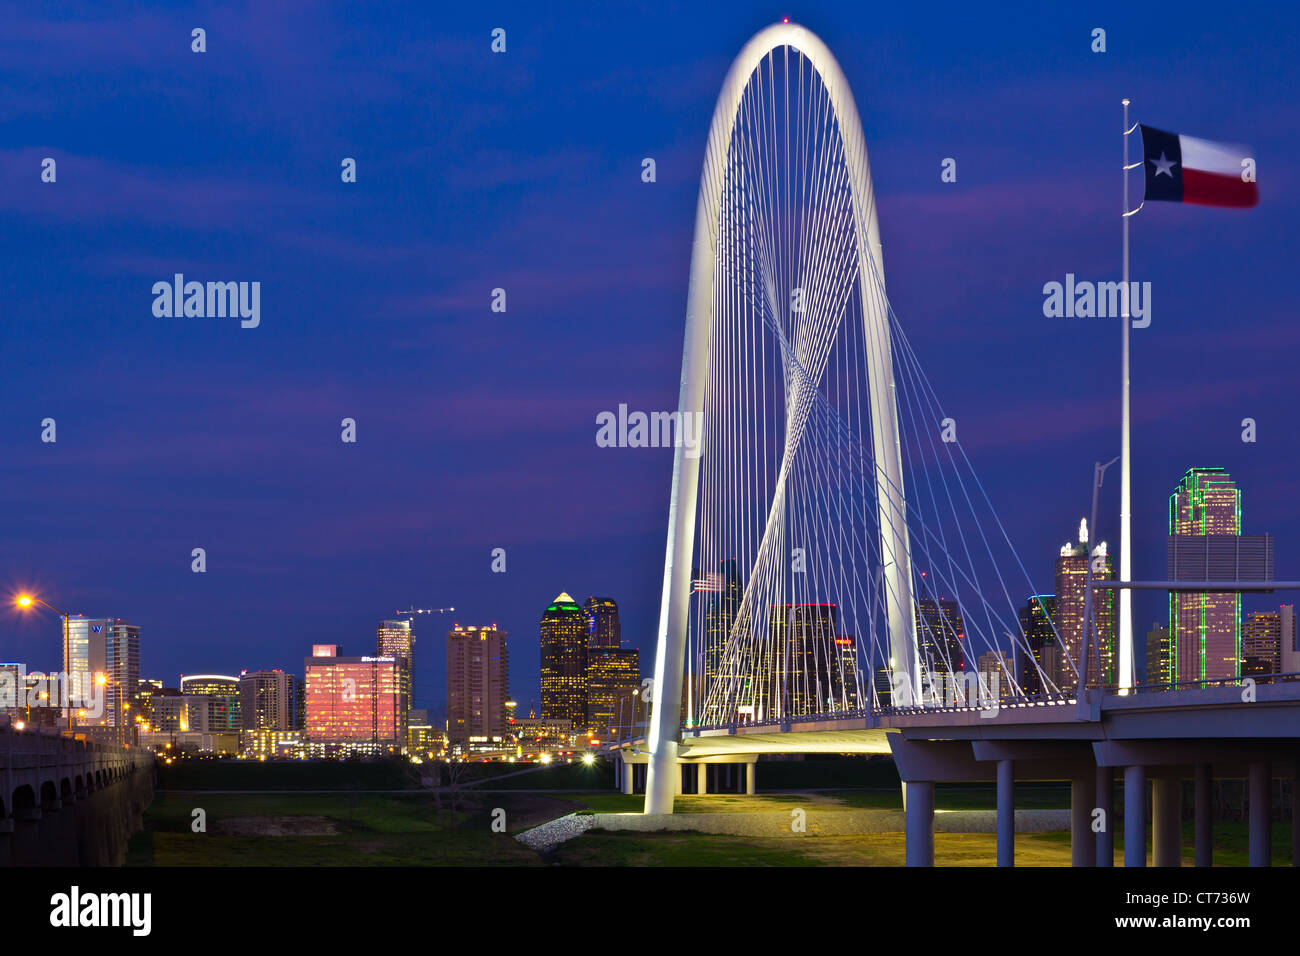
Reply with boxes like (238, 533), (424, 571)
(516, 807), (1071, 852)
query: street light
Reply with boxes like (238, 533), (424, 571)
(14, 593), (72, 731)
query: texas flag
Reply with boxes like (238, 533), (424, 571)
(1140, 125), (1258, 208)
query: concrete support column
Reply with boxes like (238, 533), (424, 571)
(905, 780), (935, 867)
(1096, 766), (1114, 867)
(1152, 774), (1182, 867)
(1071, 775), (1097, 867)
(696, 762), (706, 795)
(620, 760), (633, 795)
(674, 761), (683, 795)
(1249, 761), (1272, 868)
(1124, 764), (1147, 868)
(1194, 763), (1212, 867)
(744, 760), (756, 795)
(996, 759), (1014, 867)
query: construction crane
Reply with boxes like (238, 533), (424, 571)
(395, 606), (454, 620)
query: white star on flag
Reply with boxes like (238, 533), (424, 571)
(1150, 151), (1177, 178)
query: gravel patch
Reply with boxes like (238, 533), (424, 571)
(515, 812), (595, 852)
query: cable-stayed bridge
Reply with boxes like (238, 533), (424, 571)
(622, 21), (1300, 868)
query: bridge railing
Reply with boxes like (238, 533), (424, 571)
(0, 719), (151, 767)
(1115, 671), (1300, 694)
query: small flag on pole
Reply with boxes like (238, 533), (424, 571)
(692, 571), (724, 593)
(1139, 125), (1258, 208)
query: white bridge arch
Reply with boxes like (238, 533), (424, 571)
(645, 22), (918, 813)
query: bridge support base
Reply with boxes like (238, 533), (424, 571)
(1249, 761), (1271, 867)
(996, 760), (1014, 867)
(1194, 763), (1212, 867)
(1124, 765), (1147, 867)
(905, 781), (934, 867)
(1071, 775), (1096, 867)
(644, 739), (678, 814)
(620, 760), (633, 795)
(1152, 774), (1182, 867)
(745, 761), (755, 795)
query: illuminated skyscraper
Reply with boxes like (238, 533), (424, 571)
(377, 620), (414, 739)
(1055, 518), (1115, 690)
(766, 604), (852, 717)
(1169, 467), (1242, 682)
(304, 644), (400, 753)
(915, 598), (965, 681)
(104, 621), (139, 729)
(446, 625), (510, 746)
(976, 650), (1014, 701)
(585, 647), (640, 738)
(1017, 595), (1058, 695)
(698, 560), (744, 719)
(239, 669), (293, 730)
(1282, 605), (1300, 674)
(831, 634), (863, 710)
(179, 674), (241, 732)
(1242, 611), (1281, 676)
(1146, 624), (1171, 687)
(540, 593), (588, 728)
(583, 597), (621, 649)
(62, 617), (138, 727)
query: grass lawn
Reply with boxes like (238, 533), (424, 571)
(128, 791), (566, 866)
(549, 831), (1085, 866)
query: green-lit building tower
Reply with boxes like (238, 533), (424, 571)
(540, 592), (588, 730)
(1168, 467), (1242, 683)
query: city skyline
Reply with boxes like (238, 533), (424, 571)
(8, 457), (1295, 717)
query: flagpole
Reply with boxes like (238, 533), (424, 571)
(1119, 97), (1134, 693)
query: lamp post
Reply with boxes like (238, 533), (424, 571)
(15, 594), (73, 732)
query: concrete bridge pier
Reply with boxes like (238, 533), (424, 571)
(1095, 766), (1114, 866)
(1194, 763), (1213, 867)
(1071, 774), (1096, 867)
(1249, 761), (1271, 867)
(1151, 772), (1182, 867)
(1123, 764), (1147, 867)
(904, 780), (934, 867)
(996, 759), (1014, 867)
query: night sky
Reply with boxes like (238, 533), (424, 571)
(2, 2), (1296, 714)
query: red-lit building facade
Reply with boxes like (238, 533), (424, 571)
(304, 644), (401, 756)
